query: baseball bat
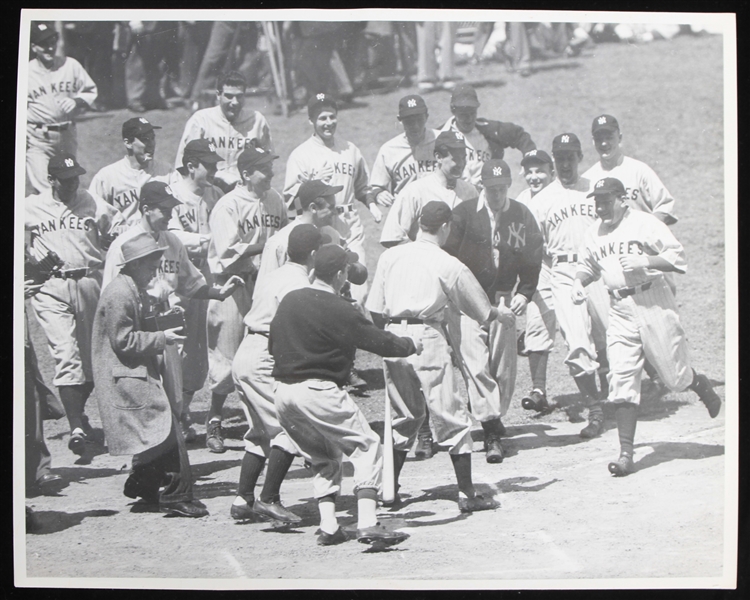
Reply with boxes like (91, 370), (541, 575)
(381, 382), (396, 504)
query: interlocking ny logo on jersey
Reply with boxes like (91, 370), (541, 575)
(64, 158), (74, 167)
(493, 166), (503, 177)
(507, 222), (526, 248)
(407, 99), (417, 108)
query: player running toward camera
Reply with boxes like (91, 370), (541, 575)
(26, 22), (97, 194)
(366, 202), (506, 512)
(444, 160), (544, 462)
(205, 146), (288, 453)
(573, 178), (722, 476)
(439, 83), (536, 189)
(271, 244), (417, 548)
(283, 93), (379, 304)
(368, 94), (439, 208)
(88, 117), (172, 234)
(532, 133), (610, 438)
(174, 71), (272, 194)
(25, 154), (124, 455)
(515, 149), (558, 412)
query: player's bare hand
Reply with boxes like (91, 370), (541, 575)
(619, 255), (649, 271)
(164, 327), (186, 345)
(375, 190), (394, 207)
(407, 335), (424, 356)
(56, 97), (77, 114)
(368, 203), (383, 223)
(490, 303), (515, 325)
(571, 279), (587, 304)
(218, 276), (245, 299)
(510, 293), (528, 316)
(24, 279), (43, 298)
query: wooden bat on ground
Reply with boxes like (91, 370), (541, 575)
(382, 382), (395, 504)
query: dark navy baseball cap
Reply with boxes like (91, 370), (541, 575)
(48, 154), (86, 179)
(237, 146), (278, 173)
(450, 84), (480, 108)
(481, 159), (512, 186)
(591, 114), (620, 134)
(435, 130), (467, 151)
(182, 139), (223, 165)
(421, 201), (452, 228)
(587, 177), (627, 198)
(521, 149), (553, 167)
(122, 117), (161, 140)
(398, 94), (428, 118)
(307, 93), (338, 121)
(552, 133), (582, 154)
(314, 243), (359, 278)
(140, 181), (181, 210)
(31, 22), (58, 45)
(297, 180), (343, 209)
(288, 224), (327, 257)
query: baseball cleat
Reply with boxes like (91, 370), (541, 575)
(579, 418), (604, 439)
(356, 523), (409, 546)
(230, 501), (264, 522)
(205, 419), (226, 453)
(458, 493), (500, 514)
(252, 499), (302, 524)
(693, 374), (722, 418)
(608, 454), (635, 477)
(521, 389), (549, 412)
(160, 500), (209, 518)
(68, 429), (87, 455)
(414, 435), (434, 460)
(317, 527), (350, 546)
(484, 436), (505, 464)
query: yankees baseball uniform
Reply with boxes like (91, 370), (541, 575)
(26, 55), (97, 193)
(174, 105), (272, 190)
(25, 187), (123, 386)
(576, 208), (692, 403)
(533, 177), (609, 378)
(207, 185), (287, 395)
(88, 156), (172, 233)
(283, 135), (370, 302)
(369, 128), (440, 197)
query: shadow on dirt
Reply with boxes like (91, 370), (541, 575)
(632, 441), (724, 473)
(495, 422), (610, 456)
(25, 508), (119, 535)
(27, 465), (126, 498)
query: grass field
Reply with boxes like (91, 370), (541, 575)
(21, 29), (733, 584)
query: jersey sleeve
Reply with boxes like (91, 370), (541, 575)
(351, 144), (371, 203)
(446, 264), (494, 323)
(364, 252), (389, 315)
(576, 229), (602, 283)
(379, 186), (418, 245)
(175, 238), (207, 297)
(88, 170), (109, 204)
(72, 59), (98, 107)
(102, 237), (125, 289)
(168, 207), (205, 257)
(369, 144), (393, 192)
(255, 112), (273, 152)
(174, 114), (203, 170)
(282, 147), (306, 201)
(208, 202), (254, 275)
(640, 163), (677, 223)
(641, 216), (687, 274)
(94, 196), (126, 237)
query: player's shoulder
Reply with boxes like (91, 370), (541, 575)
(92, 156), (127, 177)
(455, 178), (479, 199)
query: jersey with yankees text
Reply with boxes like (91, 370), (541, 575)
(27, 56), (97, 125)
(576, 208), (687, 291)
(208, 186), (287, 277)
(88, 156), (172, 232)
(369, 129), (440, 196)
(174, 105), (272, 188)
(583, 155), (677, 222)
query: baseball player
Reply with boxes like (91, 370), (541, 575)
(271, 244), (416, 547)
(532, 133), (610, 437)
(88, 117), (172, 234)
(368, 94), (439, 208)
(174, 71), (272, 194)
(283, 93), (379, 304)
(439, 83), (536, 188)
(26, 22), (97, 194)
(24, 154), (124, 455)
(583, 114), (678, 225)
(205, 146), (288, 453)
(167, 138), (225, 440)
(515, 149), (558, 411)
(573, 177), (722, 476)
(103, 182), (243, 423)
(366, 202), (504, 512)
(443, 159), (544, 462)
(229, 225), (326, 525)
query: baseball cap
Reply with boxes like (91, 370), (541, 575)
(420, 201), (452, 228)
(121, 231), (166, 265)
(297, 180), (343, 209)
(314, 243), (359, 278)
(450, 83), (480, 108)
(481, 159), (513, 187)
(31, 22), (58, 45)
(435, 130), (467, 151)
(122, 117), (161, 140)
(139, 181), (181, 210)
(288, 224), (327, 257)
(48, 154), (86, 180)
(591, 114), (620, 135)
(521, 149), (553, 168)
(552, 133), (582, 154)
(398, 94), (428, 118)
(182, 139), (223, 165)
(587, 177), (627, 198)
(307, 92), (338, 121)
(237, 146), (278, 174)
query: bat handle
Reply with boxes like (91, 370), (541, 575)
(381, 383), (396, 504)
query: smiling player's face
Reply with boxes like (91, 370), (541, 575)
(218, 85), (245, 122)
(313, 110), (338, 142)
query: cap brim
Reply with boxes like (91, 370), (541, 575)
(592, 125), (618, 134)
(121, 246), (165, 266)
(399, 108), (428, 118)
(521, 157), (552, 167)
(483, 177), (512, 187)
(323, 184), (344, 196)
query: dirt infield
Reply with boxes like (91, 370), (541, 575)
(19, 31), (733, 588)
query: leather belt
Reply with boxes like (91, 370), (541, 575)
(50, 267), (88, 280)
(336, 205), (355, 214)
(609, 281), (653, 300)
(250, 330), (269, 338)
(32, 122), (72, 132)
(387, 316), (424, 325)
(553, 253), (578, 265)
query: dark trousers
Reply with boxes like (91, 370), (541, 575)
(25, 365), (52, 490)
(125, 23), (178, 108)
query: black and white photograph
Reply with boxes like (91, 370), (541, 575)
(14, 8), (737, 590)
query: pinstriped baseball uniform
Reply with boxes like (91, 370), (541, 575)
(167, 178), (225, 394)
(365, 237), (494, 455)
(206, 186), (287, 395)
(253, 219), (305, 292)
(440, 117), (492, 187)
(26, 56), (97, 193)
(516, 187), (556, 354)
(25, 188), (124, 386)
(533, 177), (609, 378)
(231, 261), (310, 458)
(88, 156), (173, 233)
(283, 135), (370, 303)
(576, 208), (692, 404)
(174, 105), (272, 190)
(369, 128), (440, 196)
